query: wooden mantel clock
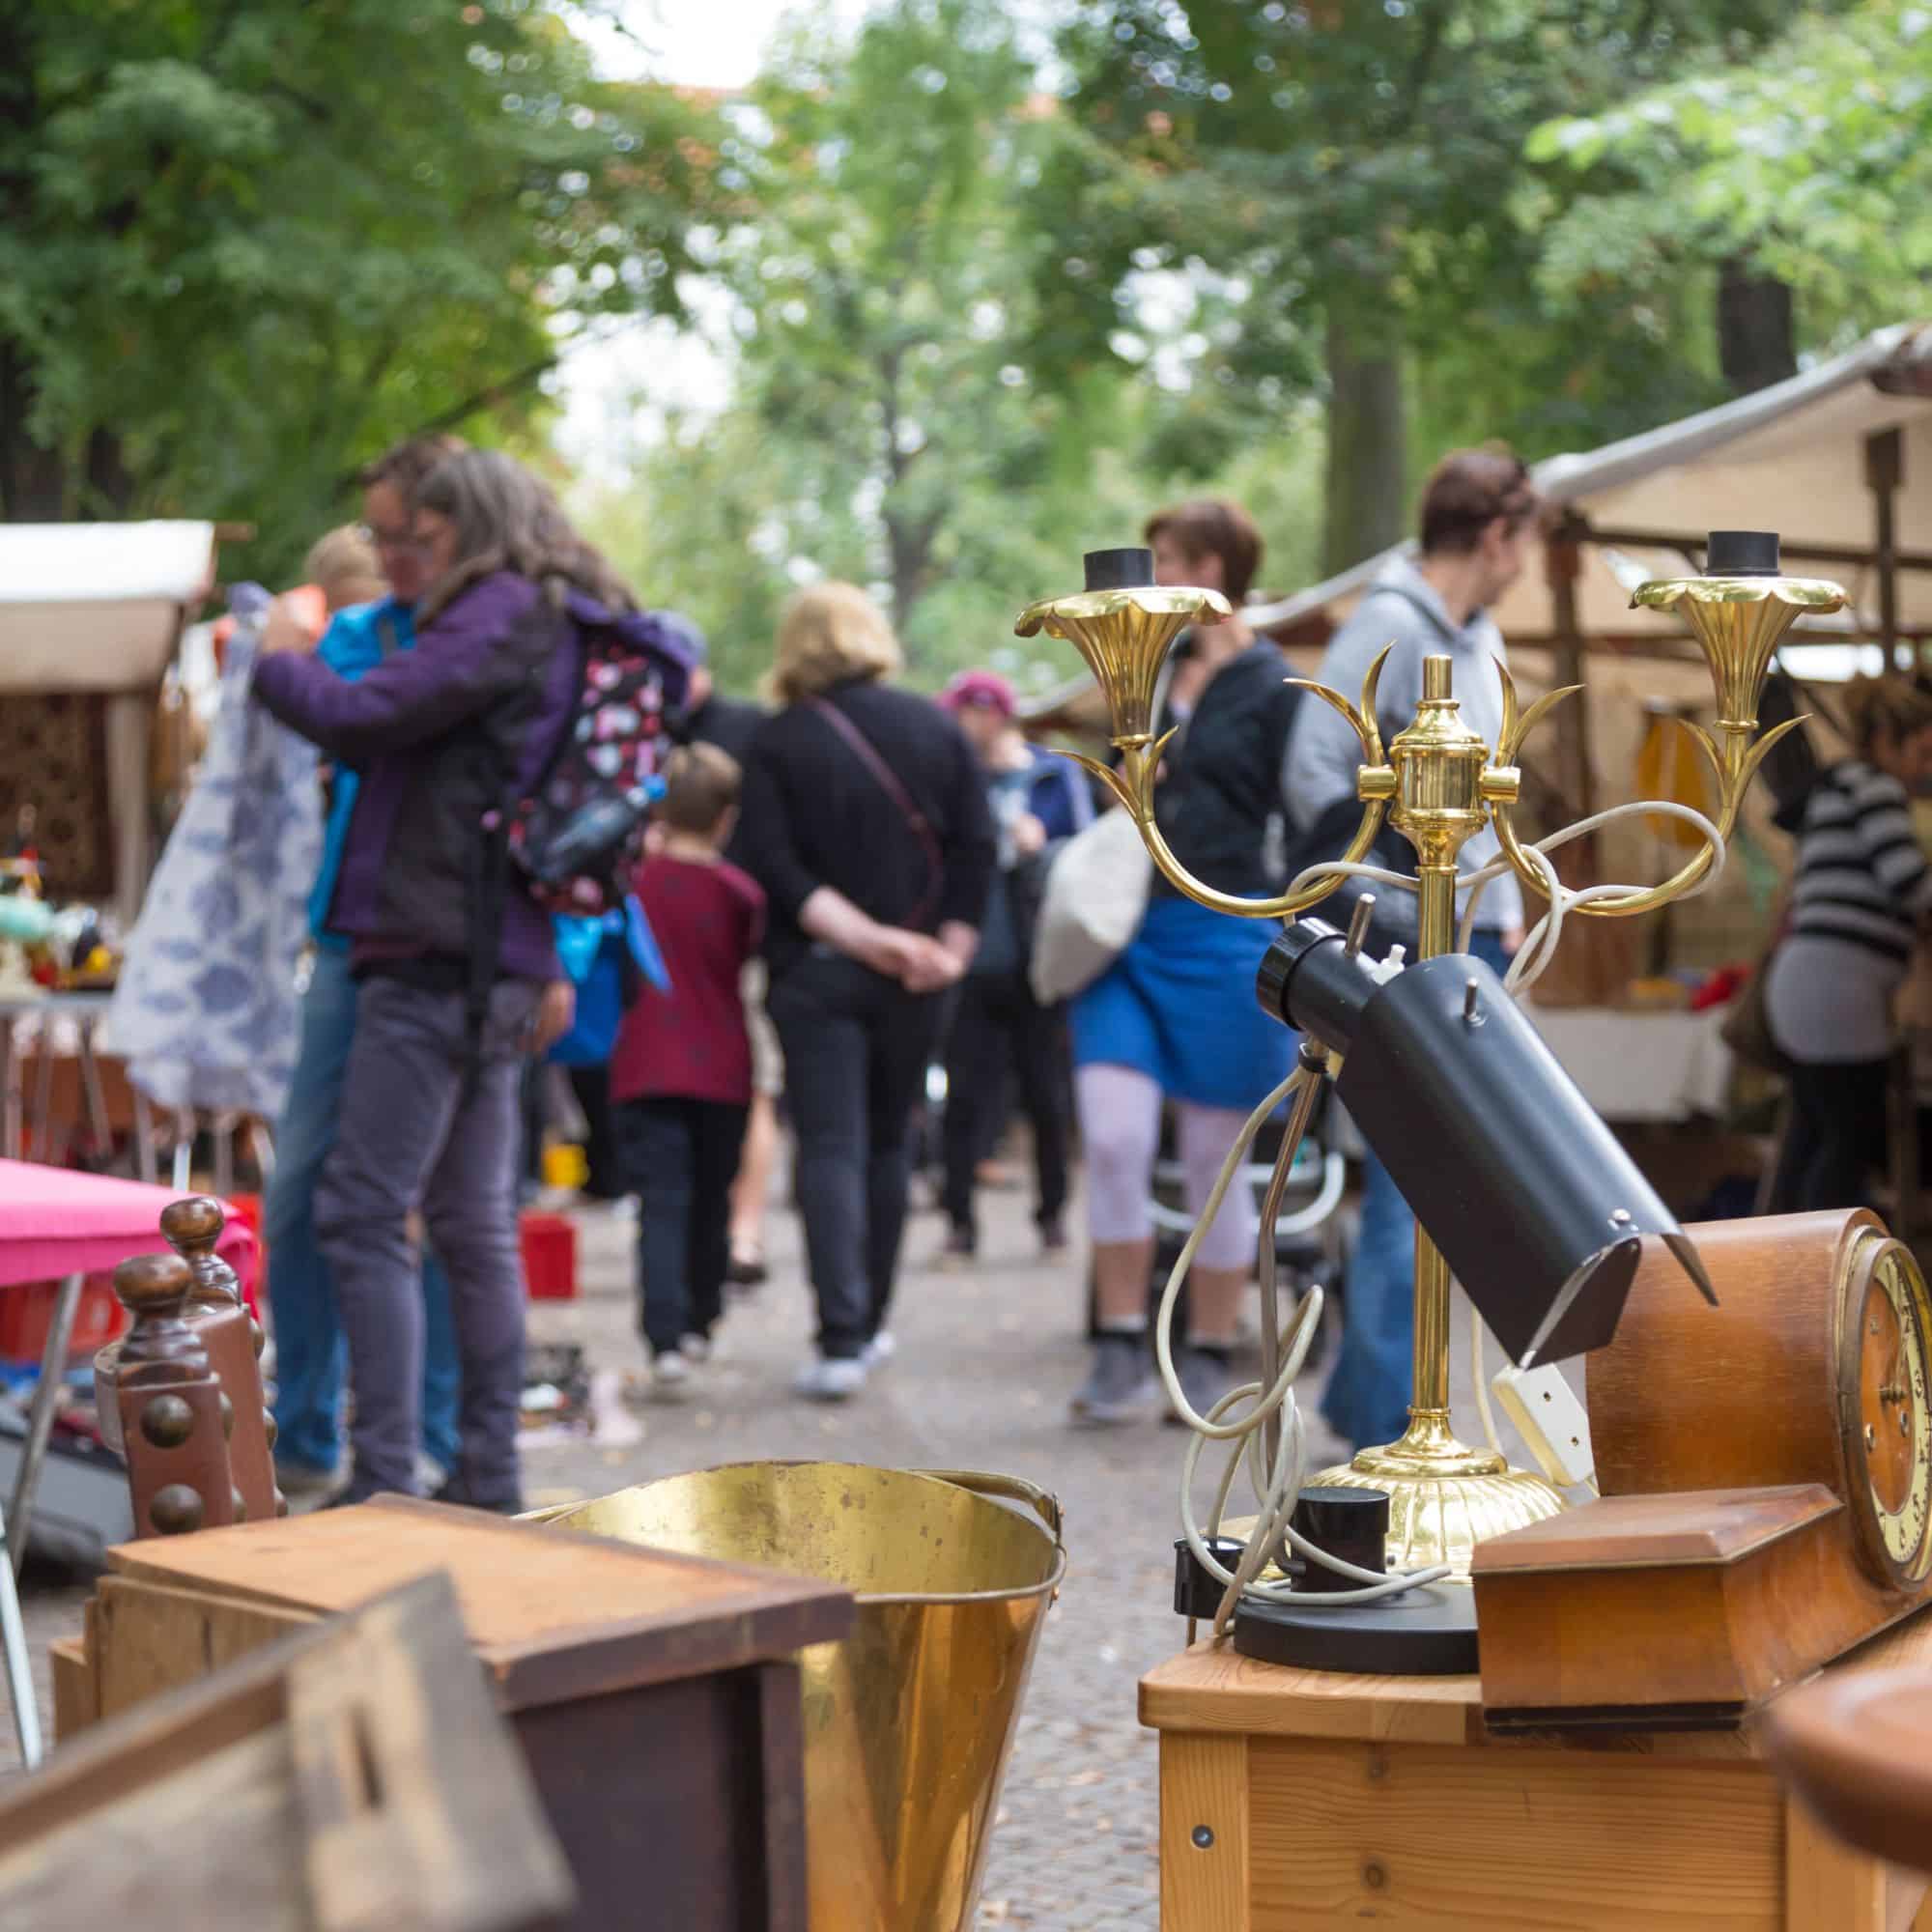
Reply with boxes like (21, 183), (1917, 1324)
(1474, 1208), (1932, 1727)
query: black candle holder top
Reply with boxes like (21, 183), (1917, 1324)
(1704, 530), (1780, 577)
(1083, 547), (1156, 592)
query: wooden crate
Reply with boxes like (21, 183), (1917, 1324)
(61, 1495), (853, 1932)
(1141, 1609), (1932, 1931)
(4, 1573), (571, 1928)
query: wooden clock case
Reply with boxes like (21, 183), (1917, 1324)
(1474, 1208), (1932, 1727)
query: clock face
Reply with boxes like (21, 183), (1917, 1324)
(1840, 1234), (1932, 1587)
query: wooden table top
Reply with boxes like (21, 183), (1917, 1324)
(1139, 1597), (1932, 1757)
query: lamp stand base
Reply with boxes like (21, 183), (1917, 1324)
(1312, 1408), (1566, 1580)
(1232, 1582), (1479, 1675)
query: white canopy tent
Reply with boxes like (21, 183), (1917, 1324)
(0, 522), (224, 923)
(1028, 324), (1932, 778)
(0, 523), (219, 694)
(1248, 320), (1932, 663)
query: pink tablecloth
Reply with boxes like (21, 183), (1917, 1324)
(0, 1159), (258, 1298)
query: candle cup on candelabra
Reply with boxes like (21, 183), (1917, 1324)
(1019, 532), (1845, 1581)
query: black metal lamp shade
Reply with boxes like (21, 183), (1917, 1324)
(1258, 924), (1715, 1367)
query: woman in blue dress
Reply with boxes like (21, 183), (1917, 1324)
(1069, 499), (1303, 1426)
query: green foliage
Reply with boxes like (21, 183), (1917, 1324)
(582, 0), (1326, 697)
(1047, 1), (1815, 482)
(0, 0), (722, 577)
(1530, 0), (1932, 333)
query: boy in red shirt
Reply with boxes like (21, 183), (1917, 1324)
(611, 744), (767, 1395)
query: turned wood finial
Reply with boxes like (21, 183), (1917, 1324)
(160, 1195), (242, 1307)
(113, 1254), (206, 1372)
(113, 1252), (193, 1322)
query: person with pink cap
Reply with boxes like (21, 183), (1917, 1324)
(935, 669), (1094, 1262)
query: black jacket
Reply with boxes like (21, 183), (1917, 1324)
(1151, 640), (1302, 900)
(737, 678), (998, 978)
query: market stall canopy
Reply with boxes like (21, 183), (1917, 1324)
(0, 523), (218, 694)
(1250, 320), (1932, 650)
(1023, 321), (1932, 736)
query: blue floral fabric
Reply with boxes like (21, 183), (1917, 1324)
(108, 586), (324, 1118)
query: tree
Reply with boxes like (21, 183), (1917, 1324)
(584, 0), (1331, 692)
(697, 0), (1080, 656)
(0, 1), (722, 573)
(1528, 0), (1932, 351)
(1048, 1), (1813, 572)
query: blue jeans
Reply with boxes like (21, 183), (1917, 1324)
(1321, 930), (1512, 1453)
(263, 948), (462, 1476)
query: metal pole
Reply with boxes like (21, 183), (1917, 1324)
(0, 1520), (42, 1767)
(77, 1017), (112, 1165)
(1865, 427), (1903, 668)
(1548, 523), (1596, 829)
(0, 1016), (16, 1162)
(10, 1270), (83, 1578)
(1408, 864), (1458, 1422)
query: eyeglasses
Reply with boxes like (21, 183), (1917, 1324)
(357, 522), (432, 556)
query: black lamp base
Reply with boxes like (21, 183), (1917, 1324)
(1230, 1583), (1478, 1675)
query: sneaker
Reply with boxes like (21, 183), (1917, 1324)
(727, 1247), (768, 1289)
(1038, 1215), (1068, 1255)
(1164, 1345), (1235, 1429)
(1069, 1333), (1158, 1427)
(652, 1350), (695, 1399)
(274, 1456), (343, 1499)
(860, 1330), (895, 1370)
(793, 1355), (867, 1402)
(679, 1332), (712, 1366)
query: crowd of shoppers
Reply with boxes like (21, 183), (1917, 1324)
(224, 423), (1919, 1513)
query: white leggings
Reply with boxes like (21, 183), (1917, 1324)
(1076, 1064), (1259, 1272)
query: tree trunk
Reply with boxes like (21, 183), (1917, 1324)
(882, 503), (939, 646)
(1322, 309), (1408, 578)
(1717, 258), (1797, 396)
(83, 428), (137, 517)
(0, 342), (67, 521)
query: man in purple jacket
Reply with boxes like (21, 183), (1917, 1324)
(251, 450), (667, 1511)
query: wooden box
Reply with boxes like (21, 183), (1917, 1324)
(1, 1572), (573, 1929)
(60, 1496), (854, 1932)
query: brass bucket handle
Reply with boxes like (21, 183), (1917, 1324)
(913, 1467), (1064, 1548)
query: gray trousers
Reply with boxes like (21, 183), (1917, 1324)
(315, 976), (538, 1503)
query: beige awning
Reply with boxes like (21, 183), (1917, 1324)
(1248, 321), (1932, 648)
(0, 522), (219, 694)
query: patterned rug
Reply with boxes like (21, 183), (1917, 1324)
(0, 694), (115, 899)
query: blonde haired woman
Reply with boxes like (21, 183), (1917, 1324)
(737, 583), (996, 1399)
(1767, 673), (1932, 1209)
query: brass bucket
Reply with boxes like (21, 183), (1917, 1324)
(535, 1461), (1065, 1931)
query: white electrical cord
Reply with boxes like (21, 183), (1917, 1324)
(1163, 795), (1726, 1633)
(1156, 1067), (1453, 1629)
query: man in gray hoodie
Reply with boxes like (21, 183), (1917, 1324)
(1284, 446), (1541, 1450)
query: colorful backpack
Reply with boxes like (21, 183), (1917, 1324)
(503, 606), (692, 914)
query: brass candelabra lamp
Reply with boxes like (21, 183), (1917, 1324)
(1018, 532), (1847, 1577)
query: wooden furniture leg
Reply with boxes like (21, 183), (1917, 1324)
(1785, 1794), (1886, 1931)
(1161, 1734), (1250, 1932)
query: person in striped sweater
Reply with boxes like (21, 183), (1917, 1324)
(1766, 674), (1932, 1210)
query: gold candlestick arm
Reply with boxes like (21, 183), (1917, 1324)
(1490, 566), (1842, 921)
(1018, 597), (1397, 923)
